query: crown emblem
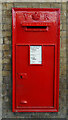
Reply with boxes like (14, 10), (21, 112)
(32, 12), (40, 20)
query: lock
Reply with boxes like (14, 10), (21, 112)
(17, 73), (27, 79)
(20, 75), (23, 79)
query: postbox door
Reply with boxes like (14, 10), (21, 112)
(16, 45), (55, 110)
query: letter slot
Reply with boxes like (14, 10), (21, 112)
(23, 26), (49, 32)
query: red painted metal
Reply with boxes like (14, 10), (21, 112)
(12, 8), (60, 112)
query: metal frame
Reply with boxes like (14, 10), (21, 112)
(12, 8), (60, 112)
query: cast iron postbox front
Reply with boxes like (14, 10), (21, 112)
(12, 8), (60, 112)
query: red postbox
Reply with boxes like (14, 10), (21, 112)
(12, 8), (60, 112)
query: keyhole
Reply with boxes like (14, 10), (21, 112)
(20, 76), (23, 79)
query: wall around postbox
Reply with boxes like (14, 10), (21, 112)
(2, 2), (67, 118)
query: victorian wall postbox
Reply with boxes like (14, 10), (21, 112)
(12, 8), (60, 112)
